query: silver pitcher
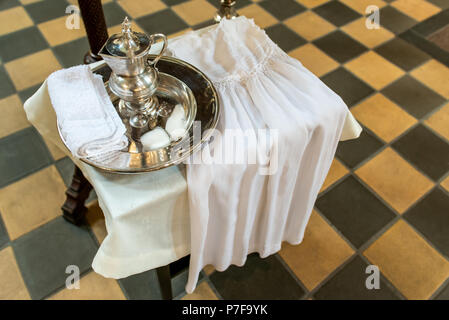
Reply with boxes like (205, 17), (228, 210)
(99, 17), (167, 129)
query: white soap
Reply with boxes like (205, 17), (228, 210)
(166, 104), (187, 141)
(140, 127), (171, 151)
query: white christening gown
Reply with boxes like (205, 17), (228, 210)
(167, 16), (361, 293)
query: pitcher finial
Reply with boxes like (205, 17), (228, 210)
(121, 16), (132, 34)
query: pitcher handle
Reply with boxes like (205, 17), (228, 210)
(147, 33), (167, 66)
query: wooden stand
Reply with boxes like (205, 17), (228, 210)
(62, 166), (93, 225)
(156, 265), (173, 300)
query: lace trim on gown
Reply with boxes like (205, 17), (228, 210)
(166, 17), (288, 89)
(212, 43), (285, 89)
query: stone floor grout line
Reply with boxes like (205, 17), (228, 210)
(306, 253), (357, 299)
(356, 216), (402, 253)
(351, 173), (404, 216)
(116, 278), (132, 300)
(0, 241), (10, 251)
(402, 217), (449, 261)
(311, 207), (406, 298)
(339, 104), (449, 186)
(317, 185), (449, 299)
(274, 253), (310, 298)
(439, 183), (449, 197)
(348, 165), (449, 264)
(430, 275), (449, 300)
(203, 276), (224, 300)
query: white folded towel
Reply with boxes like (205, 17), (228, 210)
(47, 65), (128, 161)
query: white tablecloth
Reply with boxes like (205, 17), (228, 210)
(24, 33), (361, 280)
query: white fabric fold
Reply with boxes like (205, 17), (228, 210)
(47, 65), (128, 161)
(168, 16), (362, 293)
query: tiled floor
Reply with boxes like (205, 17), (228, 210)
(0, 0), (449, 300)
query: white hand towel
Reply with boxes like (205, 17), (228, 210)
(47, 65), (128, 160)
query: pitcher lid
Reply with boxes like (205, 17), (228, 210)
(104, 17), (151, 58)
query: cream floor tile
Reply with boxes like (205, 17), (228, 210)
(203, 264), (215, 276)
(5, 49), (61, 91)
(38, 16), (86, 47)
(425, 103), (449, 142)
(364, 220), (449, 300)
(342, 18), (394, 49)
(340, 0), (387, 14)
(392, 0), (440, 21)
(284, 11), (335, 41)
(0, 166), (66, 240)
(0, 6), (33, 36)
(279, 211), (354, 290)
(118, 0), (166, 18)
(411, 60), (449, 99)
(441, 176), (449, 193)
(345, 51), (404, 90)
(296, 0), (329, 8)
(172, 0), (217, 26)
(238, 4), (277, 29)
(0, 94), (30, 139)
(289, 43), (339, 77)
(19, 0), (42, 4)
(356, 148), (433, 213)
(351, 93), (416, 142)
(0, 247), (30, 300)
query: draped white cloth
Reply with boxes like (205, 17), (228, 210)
(168, 17), (361, 293)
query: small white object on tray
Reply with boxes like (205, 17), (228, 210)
(165, 104), (187, 141)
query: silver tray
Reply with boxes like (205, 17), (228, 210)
(60, 56), (220, 173)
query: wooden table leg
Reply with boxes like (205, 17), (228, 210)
(156, 256), (190, 300)
(62, 166), (93, 225)
(61, 1), (106, 225)
(156, 265), (173, 300)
